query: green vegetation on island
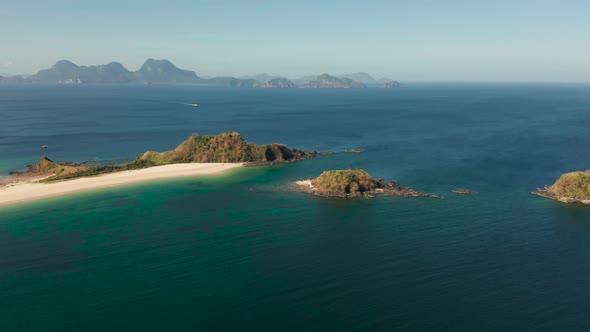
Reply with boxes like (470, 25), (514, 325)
(138, 132), (315, 164)
(17, 132), (316, 182)
(297, 169), (440, 199)
(312, 169), (381, 196)
(37, 158), (158, 182)
(533, 171), (590, 204)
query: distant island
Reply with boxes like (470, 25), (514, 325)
(338, 72), (377, 84)
(533, 171), (590, 204)
(303, 74), (366, 89)
(18, 59), (258, 86)
(0, 59), (399, 88)
(384, 80), (401, 88)
(254, 78), (298, 88)
(296, 169), (440, 199)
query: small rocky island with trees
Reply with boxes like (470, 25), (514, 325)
(296, 169), (440, 199)
(533, 171), (590, 204)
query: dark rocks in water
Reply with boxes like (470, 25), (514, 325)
(452, 188), (472, 195)
(296, 169), (440, 199)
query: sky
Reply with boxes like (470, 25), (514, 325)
(1, 0), (589, 81)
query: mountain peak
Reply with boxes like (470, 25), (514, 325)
(304, 73), (365, 89)
(52, 60), (78, 70)
(339, 72), (376, 84)
(105, 61), (125, 67)
(139, 59), (177, 72)
(135, 59), (198, 82)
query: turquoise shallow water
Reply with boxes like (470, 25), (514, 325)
(2, 84), (590, 331)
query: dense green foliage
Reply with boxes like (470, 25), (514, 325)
(550, 171), (590, 199)
(38, 132), (313, 182)
(140, 132), (310, 164)
(36, 156), (83, 176)
(312, 169), (381, 195)
(42, 159), (158, 182)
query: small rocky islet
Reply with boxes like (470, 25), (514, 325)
(296, 169), (441, 199)
(452, 188), (473, 195)
(533, 170), (590, 204)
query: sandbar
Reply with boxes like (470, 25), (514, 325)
(0, 163), (242, 207)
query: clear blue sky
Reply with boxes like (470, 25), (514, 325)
(1, 0), (589, 81)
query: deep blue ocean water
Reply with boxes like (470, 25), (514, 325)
(1, 84), (590, 331)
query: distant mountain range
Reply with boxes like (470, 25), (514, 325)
(338, 72), (377, 84)
(0, 59), (400, 88)
(303, 74), (366, 88)
(254, 78), (298, 88)
(238, 73), (282, 82)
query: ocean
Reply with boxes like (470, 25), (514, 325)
(1, 83), (590, 331)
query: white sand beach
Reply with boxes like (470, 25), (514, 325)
(0, 163), (242, 207)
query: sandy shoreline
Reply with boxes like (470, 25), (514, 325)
(0, 163), (242, 207)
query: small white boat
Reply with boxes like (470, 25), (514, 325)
(41, 145), (48, 149)
(187, 103), (199, 107)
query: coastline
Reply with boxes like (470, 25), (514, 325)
(532, 187), (590, 205)
(0, 163), (242, 207)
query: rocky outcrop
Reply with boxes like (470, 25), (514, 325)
(452, 189), (472, 195)
(297, 169), (440, 199)
(533, 171), (590, 204)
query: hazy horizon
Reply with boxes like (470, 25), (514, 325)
(2, 0), (590, 82)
